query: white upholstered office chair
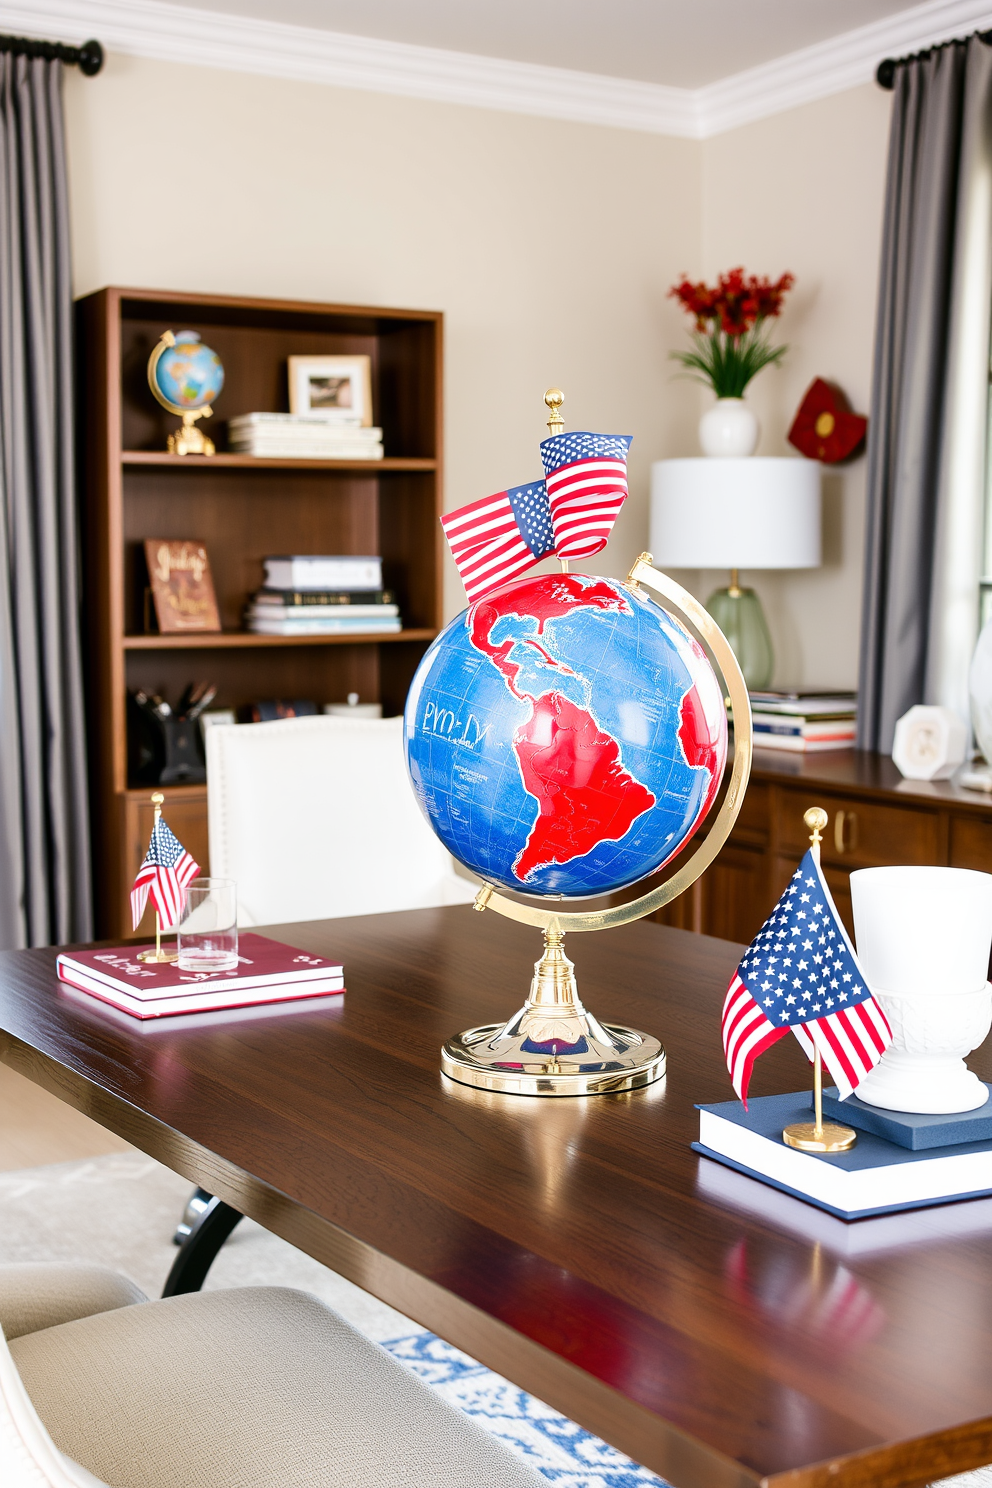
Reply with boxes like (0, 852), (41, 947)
(206, 714), (475, 926)
(0, 1262), (544, 1488)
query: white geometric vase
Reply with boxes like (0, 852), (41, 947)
(851, 866), (992, 1114)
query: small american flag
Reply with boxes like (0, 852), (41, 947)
(722, 849), (890, 1105)
(130, 817), (200, 932)
(440, 480), (554, 604)
(540, 431), (631, 561)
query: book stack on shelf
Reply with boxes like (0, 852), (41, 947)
(228, 413), (384, 460)
(750, 690), (857, 752)
(245, 555), (402, 637)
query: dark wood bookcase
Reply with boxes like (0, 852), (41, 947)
(77, 287), (443, 938)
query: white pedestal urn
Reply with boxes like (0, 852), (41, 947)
(851, 866), (992, 1115)
(698, 397), (759, 458)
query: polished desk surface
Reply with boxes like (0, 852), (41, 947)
(1, 908), (991, 1488)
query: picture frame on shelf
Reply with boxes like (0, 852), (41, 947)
(287, 354), (373, 423)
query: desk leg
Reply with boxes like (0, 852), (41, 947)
(162, 1196), (243, 1298)
(173, 1187), (214, 1245)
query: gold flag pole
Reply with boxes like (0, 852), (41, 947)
(782, 807), (856, 1154)
(136, 791), (179, 965)
(544, 388), (570, 575)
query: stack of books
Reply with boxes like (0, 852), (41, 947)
(56, 933), (344, 1019)
(245, 555), (401, 637)
(749, 689), (857, 752)
(228, 413), (384, 460)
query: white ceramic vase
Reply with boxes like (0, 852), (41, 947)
(851, 866), (992, 1114)
(699, 397), (759, 458)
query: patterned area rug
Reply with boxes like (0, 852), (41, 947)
(384, 1332), (665, 1488)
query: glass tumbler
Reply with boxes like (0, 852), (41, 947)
(177, 879), (238, 972)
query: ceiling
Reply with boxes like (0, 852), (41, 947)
(155, 0), (930, 89)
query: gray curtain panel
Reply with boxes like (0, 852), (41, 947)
(0, 53), (91, 948)
(858, 36), (992, 751)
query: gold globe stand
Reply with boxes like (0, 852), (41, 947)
(147, 331), (216, 456)
(441, 550), (753, 1097)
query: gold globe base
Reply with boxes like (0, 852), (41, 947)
(440, 922), (665, 1097)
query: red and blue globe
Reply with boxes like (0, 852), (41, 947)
(403, 573), (727, 898)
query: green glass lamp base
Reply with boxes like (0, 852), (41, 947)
(705, 585), (774, 691)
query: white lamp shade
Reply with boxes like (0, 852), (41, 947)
(649, 457), (821, 570)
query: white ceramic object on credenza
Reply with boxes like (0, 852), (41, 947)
(698, 397), (759, 457)
(969, 616), (992, 765)
(851, 865), (992, 1114)
(891, 704), (968, 781)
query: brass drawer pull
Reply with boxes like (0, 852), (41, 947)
(834, 809), (858, 854)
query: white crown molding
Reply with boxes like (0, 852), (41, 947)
(697, 0), (992, 135)
(4, 0), (992, 138)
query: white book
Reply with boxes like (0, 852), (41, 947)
(753, 733), (855, 752)
(696, 1094), (992, 1218)
(264, 556), (382, 591)
(232, 443), (384, 461)
(246, 604), (399, 620)
(229, 412), (369, 430)
(248, 617), (401, 635)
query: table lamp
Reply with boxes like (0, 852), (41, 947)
(649, 457), (821, 689)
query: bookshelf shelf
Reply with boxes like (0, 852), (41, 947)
(121, 451), (437, 472)
(122, 628), (437, 650)
(79, 285), (443, 939)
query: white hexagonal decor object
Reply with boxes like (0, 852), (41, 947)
(891, 704), (967, 781)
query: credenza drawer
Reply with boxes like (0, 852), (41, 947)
(949, 815), (992, 872)
(777, 789), (939, 868)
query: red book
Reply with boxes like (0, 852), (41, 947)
(56, 933), (344, 1020)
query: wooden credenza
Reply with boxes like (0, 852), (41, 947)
(656, 747), (992, 945)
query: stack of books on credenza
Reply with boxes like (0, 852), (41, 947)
(750, 689), (857, 752)
(245, 555), (402, 637)
(56, 934), (344, 1019)
(228, 413), (383, 460)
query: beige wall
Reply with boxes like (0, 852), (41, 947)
(63, 53), (700, 619)
(691, 82), (893, 689)
(64, 56), (892, 684)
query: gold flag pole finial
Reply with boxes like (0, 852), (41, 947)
(544, 387), (564, 437)
(782, 806), (857, 1154)
(137, 790), (179, 964)
(544, 389), (570, 572)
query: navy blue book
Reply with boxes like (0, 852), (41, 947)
(694, 1092), (992, 1219)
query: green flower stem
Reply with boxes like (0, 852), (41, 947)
(670, 323), (787, 398)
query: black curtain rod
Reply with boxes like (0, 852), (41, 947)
(877, 28), (992, 88)
(0, 33), (103, 76)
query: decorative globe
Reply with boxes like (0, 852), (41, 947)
(403, 572), (728, 898)
(151, 331), (224, 413)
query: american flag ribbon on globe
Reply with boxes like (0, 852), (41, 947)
(130, 817), (200, 932)
(540, 431), (632, 561)
(440, 480), (554, 604)
(440, 431), (631, 604)
(722, 848), (891, 1105)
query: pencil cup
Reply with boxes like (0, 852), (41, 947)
(177, 879), (239, 973)
(850, 866), (992, 1114)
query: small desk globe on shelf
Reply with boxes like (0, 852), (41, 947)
(147, 330), (224, 456)
(404, 572), (728, 899)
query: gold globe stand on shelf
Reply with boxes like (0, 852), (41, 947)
(441, 550), (754, 1097)
(147, 331), (216, 456)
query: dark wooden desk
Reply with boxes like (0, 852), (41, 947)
(1, 908), (991, 1488)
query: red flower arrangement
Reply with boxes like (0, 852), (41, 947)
(668, 267), (795, 398)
